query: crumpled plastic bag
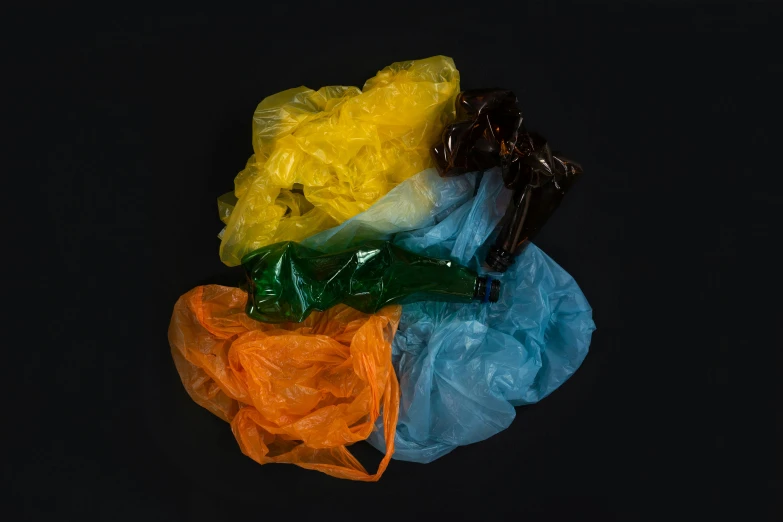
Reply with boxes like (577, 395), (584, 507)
(218, 56), (461, 266)
(432, 88), (583, 272)
(168, 285), (402, 480)
(303, 167), (595, 463)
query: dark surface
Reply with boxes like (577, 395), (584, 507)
(4, 2), (781, 520)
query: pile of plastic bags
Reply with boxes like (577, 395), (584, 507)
(169, 56), (595, 481)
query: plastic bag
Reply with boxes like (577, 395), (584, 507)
(432, 88), (583, 272)
(218, 56), (461, 266)
(367, 171), (595, 462)
(168, 285), (402, 481)
(295, 166), (594, 463)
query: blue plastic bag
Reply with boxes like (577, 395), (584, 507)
(308, 168), (595, 463)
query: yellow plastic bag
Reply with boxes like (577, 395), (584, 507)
(168, 285), (402, 481)
(218, 56), (461, 266)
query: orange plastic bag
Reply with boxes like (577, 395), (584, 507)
(168, 285), (401, 481)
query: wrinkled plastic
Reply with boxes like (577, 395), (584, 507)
(295, 167), (594, 463)
(301, 168), (475, 252)
(218, 56), (461, 266)
(372, 171), (594, 462)
(432, 89), (583, 272)
(168, 285), (402, 481)
(242, 240), (498, 324)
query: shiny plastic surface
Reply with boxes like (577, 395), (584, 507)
(299, 169), (594, 463)
(168, 285), (401, 481)
(301, 168), (475, 252)
(242, 240), (488, 324)
(218, 56), (461, 266)
(432, 89), (582, 272)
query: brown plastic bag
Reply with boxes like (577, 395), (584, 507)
(168, 285), (401, 481)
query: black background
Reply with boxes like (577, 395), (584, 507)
(4, 1), (781, 520)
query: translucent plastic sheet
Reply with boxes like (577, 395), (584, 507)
(371, 172), (595, 462)
(300, 169), (595, 463)
(218, 56), (461, 266)
(301, 168), (474, 252)
(168, 285), (402, 480)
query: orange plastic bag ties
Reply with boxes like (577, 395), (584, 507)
(168, 285), (401, 481)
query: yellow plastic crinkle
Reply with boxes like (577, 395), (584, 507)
(217, 56), (460, 266)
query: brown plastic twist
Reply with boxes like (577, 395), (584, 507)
(432, 89), (583, 272)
